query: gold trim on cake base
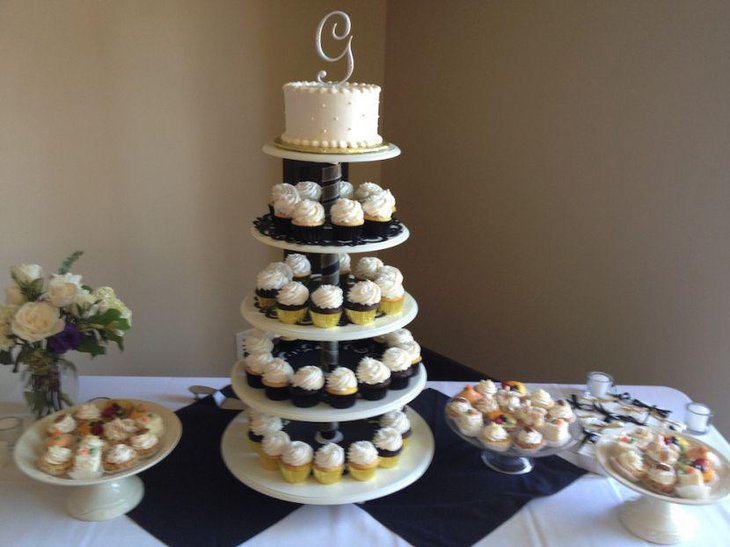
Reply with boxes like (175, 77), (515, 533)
(274, 137), (390, 155)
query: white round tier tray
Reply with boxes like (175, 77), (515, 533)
(231, 360), (426, 422)
(250, 224), (410, 255)
(262, 142), (400, 164)
(220, 407), (434, 505)
(240, 293), (418, 342)
(14, 400), (182, 521)
(596, 427), (730, 544)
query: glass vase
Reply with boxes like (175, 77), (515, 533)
(21, 356), (78, 418)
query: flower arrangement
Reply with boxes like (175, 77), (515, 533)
(0, 251), (131, 417)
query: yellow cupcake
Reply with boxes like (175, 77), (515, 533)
(377, 453), (401, 468)
(347, 441), (379, 481)
(348, 461), (378, 481)
(280, 462), (312, 483)
(310, 310), (342, 328)
(276, 306), (308, 324)
(345, 308), (377, 325)
(378, 296), (404, 315)
(313, 465), (344, 484)
(279, 441), (313, 484)
(374, 427), (404, 469)
(313, 443), (345, 484)
(259, 452), (280, 471)
(256, 295), (276, 309)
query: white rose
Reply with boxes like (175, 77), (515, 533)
(4, 286), (25, 306)
(69, 290), (97, 318)
(10, 264), (44, 285)
(10, 302), (65, 343)
(0, 305), (16, 336)
(46, 273), (83, 308)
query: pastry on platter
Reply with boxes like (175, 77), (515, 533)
(37, 446), (73, 476)
(480, 423), (512, 452)
(347, 440), (379, 481)
(313, 443), (345, 485)
(373, 427), (403, 468)
(279, 441), (313, 483)
(103, 444), (138, 473)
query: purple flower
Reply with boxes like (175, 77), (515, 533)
(47, 322), (83, 355)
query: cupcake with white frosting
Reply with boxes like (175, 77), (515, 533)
(242, 352), (273, 388)
(269, 183), (298, 215)
(373, 427), (403, 468)
(480, 423), (512, 452)
(309, 284), (343, 328)
(38, 446), (74, 476)
(363, 191), (394, 237)
(330, 198), (364, 242)
(397, 340), (422, 373)
(354, 181), (383, 202)
(374, 274), (405, 316)
(73, 403), (101, 426)
(259, 430), (290, 471)
(103, 418), (137, 444)
(643, 463), (677, 495)
(291, 199), (325, 243)
(475, 379), (498, 398)
(255, 262), (293, 309)
(457, 409), (484, 437)
(47, 413), (77, 436)
(272, 191), (300, 234)
(295, 181), (322, 202)
(325, 367), (358, 409)
(530, 389), (554, 410)
(275, 281), (309, 324)
(356, 357), (391, 400)
(474, 395), (500, 418)
(285, 253), (312, 287)
(347, 440), (379, 481)
(262, 358), (294, 401)
(515, 427), (545, 452)
(446, 397), (473, 418)
(243, 329), (275, 356)
(289, 365), (325, 408)
(383, 328), (414, 347)
(279, 441), (313, 483)
(380, 410), (412, 446)
(103, 444), (138, 473)
(338, 253), (352, 291)
(339, 180), (354, 200)
(313, 443), (345, 484)
(353, 256), (384, 281)
(129, 428), (160, 458)
(247, 412), (283, 454)
(611, 448), (646, 482)
(345, 280), (381, 325)
(382, 347), (412, 390)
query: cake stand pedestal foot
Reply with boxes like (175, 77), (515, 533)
(618, 495), (694, 545)
(480, 451), (533, 474)
(66, 475), (145, 521)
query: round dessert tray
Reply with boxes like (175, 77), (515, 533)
(263, 141), (401, 164)
(250, 224), (410, 255)
(14, 399), (182, 521)
(231, 360), (427, 422)
(240, 293), (418, 342)
(445, 403), (582, 475)
(220, 407), (434, 505)
(596, 427), (730, 545)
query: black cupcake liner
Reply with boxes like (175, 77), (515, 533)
(327, 392), (357, 409)
(264, 385), (290, 401)
(289, 387), (323, 408)
(364, 218), (392, 238)
(332, 223), (363, 243)
(246, 373), (264, 389)
(292, 223), (325, 243)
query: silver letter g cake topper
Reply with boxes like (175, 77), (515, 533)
(315, 11), (354, 84)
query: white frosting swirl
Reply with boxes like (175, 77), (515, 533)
(292, 199), (325, 226)
(249, 413), (283, 436)
(362, 192), (393, 219)
(262, 431), (290, 457)
(399, 340), (421, 363)
(339, 180), (354, 199)
(647, 464), (676, 486)
(276, 281), (309, 306)
(48, 414), (76, 434)
(338, 253), (351, 274)
(617, 450), (645, 473)
(383, 328), (413, 346)
(531, 389), (553, 407)
(356, 357), (391, 384)
(244, 330), (274, 354)
(262, 358), (294, 386)
(273, 193), (300, 217)
(379, 411), (410, 434)
(103, 418), (135, 442)
(311, 285), (343, 309)
(330, 198), (364, 226)
(256, 263), (292, 291)
(448, 398), (473, 415)
(291, 365), (325, 390)
(375, 265), (403, 285)
(106, 444), (136, 464)
(354, 257), (383, 280)
(373, 427), (403, 452)
(549, 400), (575, 420)
(285, 254), (311, 277)
(295, 181), (322, 201)
(375, 277), (404, 300)
(475, 379), (498, 396)
(347, 280), (381, 306)
(517, 428), (543, 445)
(244, 353), (273, 374)
(348, 441), (378, 465)
(79, 435), (105, 450)
(482, 423), (509, 442)
(326, 367), (357, 392)
(74, 404), (101, 421)
(314, 443), (345, 468)
(354, 182), (383, 202)
(44, 446), (72, 465)
(281, 441), (313, 466)
(458, 409), (484, 436)
(130, 430), (159, 450)
(271, 183), (298, 203)
(382, 347), (411, 372)
(475, 396), (499, 414)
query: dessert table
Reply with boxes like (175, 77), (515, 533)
(1, 376), (728, 547)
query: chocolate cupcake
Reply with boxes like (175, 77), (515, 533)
(362, 191), (394, 237)
(243, 352), (273, 388)
(345, 280), (381, 325)
(243, 329), (275, 356)
(272, 193), (300, 234)
(382, 347), (412, 390)
(295, 180), (322, 202)
(275, 281), (309, 324)
(289, 365), (325, 408)
(255, 262), (293, 309)
(379, 410), (412, 445)
(353, 256), (383, 282)
(356, 357), (391, 400)
(310, 285), (343, 328)
(325, 367), (358, 408)
(354, 181), (383, 202)
(373, 427), (403, 468)
(291, 199), (325, 243)
(269, 183), (298, 216)
(262, 358), (294, 400)
(330, 198), (364, 242)
(339, 180), (354, 200)
(285, 253), (312, 287)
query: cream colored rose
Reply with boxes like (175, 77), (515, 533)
(11, 302), (65, 342)
(93, 287), (132, 326)
(0, 333), (12, 351)
(4, 286), (25, 306)
(10, 264), (44, 285)
(0, 305), (16, 334)
(47, 273), (83, 308)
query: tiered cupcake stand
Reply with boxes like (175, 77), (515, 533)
(220, 142), (435, 504)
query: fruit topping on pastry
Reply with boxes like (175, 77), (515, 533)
(502, 381), (527, 396)
(456, 385), (483, 404)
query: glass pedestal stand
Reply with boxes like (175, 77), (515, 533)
(480, 451), (533, 475)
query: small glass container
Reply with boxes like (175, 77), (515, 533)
(586, 371), (614, 398)
(685, 402), (713, 434)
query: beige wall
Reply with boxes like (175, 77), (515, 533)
(383, 1), (730, 433)
(0, 0), (384, 377)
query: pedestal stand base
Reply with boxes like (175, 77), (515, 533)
(66, 475), (145, 521)
(481, 450), (533, 474)
(618, 495), (695, 545)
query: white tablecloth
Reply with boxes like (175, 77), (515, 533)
(1, 376), (728, 546)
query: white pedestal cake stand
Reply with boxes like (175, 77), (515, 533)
(14, 400), (182, 521)
(595, 428), (730, 544)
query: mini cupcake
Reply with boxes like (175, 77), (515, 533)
(325, 367), (358, 409)
(73, 403), (101, 426)
(475, 379), (498, 398)
(134, 412), (164, 437)
(397, 340), (422, 375)
(496, 389), (521, 412)
(45, 432), (76, 448)
(515, 427), (545, 452)
(353, 256), (384, 282)
(347, 440), (379, 481)
(362, 192), (393, 237)
(490, 412), (518, 431)
(457, 409), (484, 437)
(530, 389), (554, 410)
(255, 262), (293, 309)
(285, 253), (312, 287)
(247, 412), (283, 454)
(269, 182), (298, 215)
(345, 280), (381, 325)
(382, 347), (412, 390)
(279, 441), (313, 483)
(243, 352), (274, 388)
(275, 281), (309, 324)
(645, 439), (681, 466)
(548, 399), (576, 422)
(129, 428), (160, 458)
(243, 329), (275, 356)
(291, 199), (325, 243)
(262, 358), (294, 400)
(309, 285), (343, 328)
(480, 423), (512, 452)
(516, 404), (547, 429)
(474, 396), (500, 418)
(447, 397), (473, 418)
(376, 265), (403, 284)
(373, 427), (403, 468)
(289, 365), (325, 408)
(643, 463), (677, 495)
(374, 275), (405, 316)
(295, 180), (322, 202)
(676, 467), (711, 499)
(103, 418), (137, 444)
(259, 431), (290, 471)
(354, 181), (383, 202)
(456, 385), (483, 405)
(356, 357), (391, 400)
(543, 417), (571, 446)
(38, 446), (74, 476)
(339, 180), (354, 199)
(611, 449), (646, 482)
(47, 413), (77, 436)
(313, 443), (345, 484)
(338, 253), (352, 291)
(380, 410), (412, 446)
(383, 328), (413, 347)
(103, 444), (139, 473)
(330, 198), (364, 242)
(272, 192), (300, 234)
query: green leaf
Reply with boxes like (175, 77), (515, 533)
(57, 250), (84, 275)
(76, 336), (106, 357)
(89, 308), (122, 325)
(0, 351), (12, 365)
(114, 318), (131, 331)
